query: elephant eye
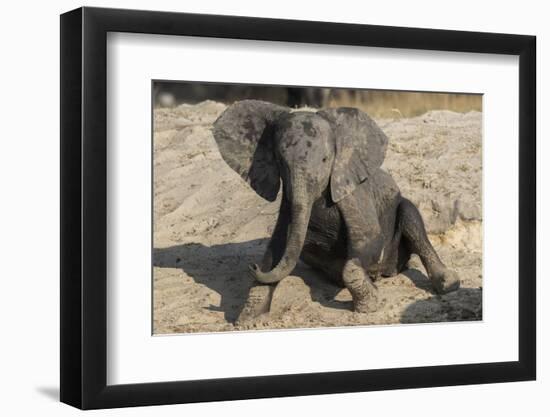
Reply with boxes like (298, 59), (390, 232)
(322, 157), (327, 163)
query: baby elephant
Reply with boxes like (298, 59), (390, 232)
(213, 100), (460, 315)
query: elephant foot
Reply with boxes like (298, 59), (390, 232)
(343, 258), (382, 314)
(352, 288), (381, 313)
(430, 268), (460, 294)
(348, 276), (382, 313)
(235, 284), (274, 324)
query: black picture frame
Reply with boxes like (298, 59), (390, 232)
(60, 6), (536, 410)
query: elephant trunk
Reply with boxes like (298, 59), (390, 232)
(251, 182), (312, 284)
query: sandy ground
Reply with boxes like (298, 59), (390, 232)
(153, 101), (482, 334)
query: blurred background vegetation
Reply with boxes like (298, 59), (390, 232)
(153, 81), (482, 118)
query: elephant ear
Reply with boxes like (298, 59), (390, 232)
(318, 107), (389, 203)
(213, 100), (290, 201)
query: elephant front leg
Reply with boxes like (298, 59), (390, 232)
(236, 285), (275, 324)
(237, 195), (291, 323)
(342, 258), (379, 313)
(338, 194), (385, 312)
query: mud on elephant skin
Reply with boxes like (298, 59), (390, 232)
(212, 100), (460, 316)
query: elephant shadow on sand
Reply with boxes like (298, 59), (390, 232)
(399, 271), (482, 324)
(153, 239), (356, 324)
(153, 239), (476, 325)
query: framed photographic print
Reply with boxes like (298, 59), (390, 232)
(60, 6), (536, 410)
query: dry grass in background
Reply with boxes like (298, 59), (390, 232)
(327, 91), (482, 118)
(153, 82), (482, 118)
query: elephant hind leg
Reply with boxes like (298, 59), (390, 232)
(398, 198), (460, 294)
(380, 228), (411, 277)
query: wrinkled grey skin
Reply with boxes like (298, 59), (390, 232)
(213, 100), (460, 317)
